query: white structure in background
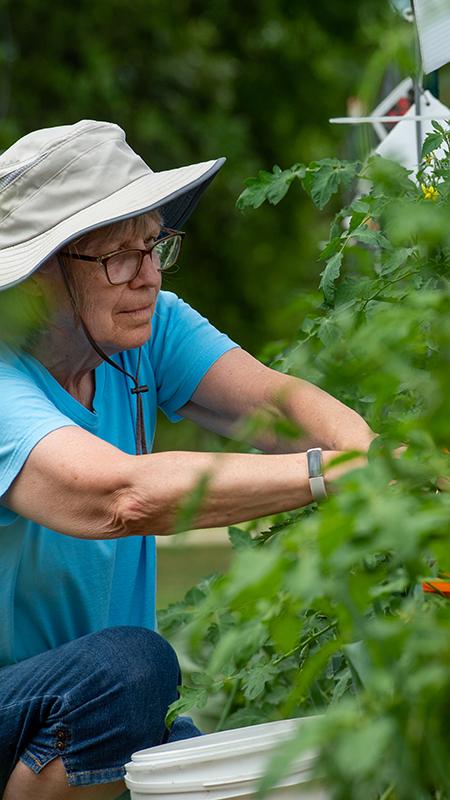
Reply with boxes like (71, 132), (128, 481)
(369, 77), (414, 142)
(330, 0), (450, 224)
(330, 84), (450, 173)
(375, 90), (450, 173)
(414, 0), (450, 74)
(330, 0), (450, 172)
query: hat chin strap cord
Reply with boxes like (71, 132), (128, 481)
(80, 320), (149, 456)
(58, 258), (148, 455)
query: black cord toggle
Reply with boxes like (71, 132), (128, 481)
(131, 385), (149, 395)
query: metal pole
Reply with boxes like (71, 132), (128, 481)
(414, 77), (423, 165)
(412, 0), (423, 164)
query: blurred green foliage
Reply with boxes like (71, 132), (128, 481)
(0, 0), (411, 352)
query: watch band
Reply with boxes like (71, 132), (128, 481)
(306, 447), (328, 502)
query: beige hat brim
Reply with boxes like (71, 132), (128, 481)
(0, 158), (224, 291)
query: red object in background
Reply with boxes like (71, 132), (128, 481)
(385, 96), (413, 130)
(387, 97), (411, 117)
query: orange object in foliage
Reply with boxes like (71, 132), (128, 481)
(422, 573), (450, 598)
(422, 449), (449, 596)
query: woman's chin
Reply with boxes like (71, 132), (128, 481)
(102, 321), (153, 354)
(124, 321), (153, 350)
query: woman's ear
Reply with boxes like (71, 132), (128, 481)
(38, 256), (59, 276)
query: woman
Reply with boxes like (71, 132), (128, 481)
(0, 120), (373, 799)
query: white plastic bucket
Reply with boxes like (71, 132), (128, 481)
(124, 718), (329, 800)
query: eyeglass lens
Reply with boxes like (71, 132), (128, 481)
(105, 235), (182, 284)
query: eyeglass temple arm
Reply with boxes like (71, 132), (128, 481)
(59, 252), (99, 262)
(160, 226), (185, 236)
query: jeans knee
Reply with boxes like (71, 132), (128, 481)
(68, 626), (179, 707)
(102, 628), (181, 743)
(121, 627), (178, 687)
(61, 627), (181, 751)
(98, 627), (179, 699)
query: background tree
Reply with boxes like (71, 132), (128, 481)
(1, 0), (402, 352)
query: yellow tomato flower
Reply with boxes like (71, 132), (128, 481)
(421, 183), (439, 201)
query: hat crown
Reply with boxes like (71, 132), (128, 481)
(0, 119), (152, 246)
(0, 120), (123, 177)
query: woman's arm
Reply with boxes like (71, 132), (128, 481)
(180, 348), (375, 453)
(3, 426), (362, 539)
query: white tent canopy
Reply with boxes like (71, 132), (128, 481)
(414, 0), (450, 74)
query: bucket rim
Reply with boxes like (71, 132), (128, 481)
(125, 748), (318, 775)
(128, 738), (315, 771)
(130, 717), (319, 765)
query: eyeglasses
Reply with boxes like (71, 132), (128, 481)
(60, 227), (185, 285)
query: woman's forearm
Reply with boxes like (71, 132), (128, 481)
(262, 375), (375, 454)
(179, 352), (375, 456)
(118, 448), (365, 536)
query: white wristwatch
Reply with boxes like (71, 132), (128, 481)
(306, 448), (328, 502)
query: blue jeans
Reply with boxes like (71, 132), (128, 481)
(0, 626), (201, 792)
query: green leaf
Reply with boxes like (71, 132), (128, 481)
(319, 252), (343, 303)
(225, 547), (283, 606)
(240, 661), (278, 701)
(208, 627), (249, 674)
(228, 526), (255, 550)
(174, 472), (210, 534)
(317, 316), (340, 346)
(269, 610), (301, 653)
(283, 638), (342, 713)
(379, 246), (415, 276)
(184, 584), (210, 605)
(236, 163), (305, 210)
(348, 210), (369, 234)
(333, 716), (394, 779)
(351, 197), (372, 214)
(385, 200), (449, 246)
(165, 685), (209, 727)
(235, 172), (273, 210)
(326, 450), (366, 468)
(301, 317), (318, 334)
(332, 666), (353, 703)
(157, 601), (190, 634)
(303, 159), (360, 210)
(352, 226), (390, 249)
(431, 120), (445, 135)
(343, 640), (372, 688)
(421, 131), (445, 160)
(318, 235), (343, 262)
(365, 155), (414, 197)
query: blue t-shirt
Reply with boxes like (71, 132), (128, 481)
(0, 291), (238, 667)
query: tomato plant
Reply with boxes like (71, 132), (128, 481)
(160, 128), (450, 800)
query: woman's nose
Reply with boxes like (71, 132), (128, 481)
(130, 251), (161, 288)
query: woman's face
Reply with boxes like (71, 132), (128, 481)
(63, 215), (163, 354)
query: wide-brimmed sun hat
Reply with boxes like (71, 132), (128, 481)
(0, 119), (225, 291)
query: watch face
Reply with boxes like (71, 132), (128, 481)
(307, 448), (323, 479)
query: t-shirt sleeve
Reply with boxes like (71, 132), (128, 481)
(149, 291), (240, 421)
(0, 361), (78, 525)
